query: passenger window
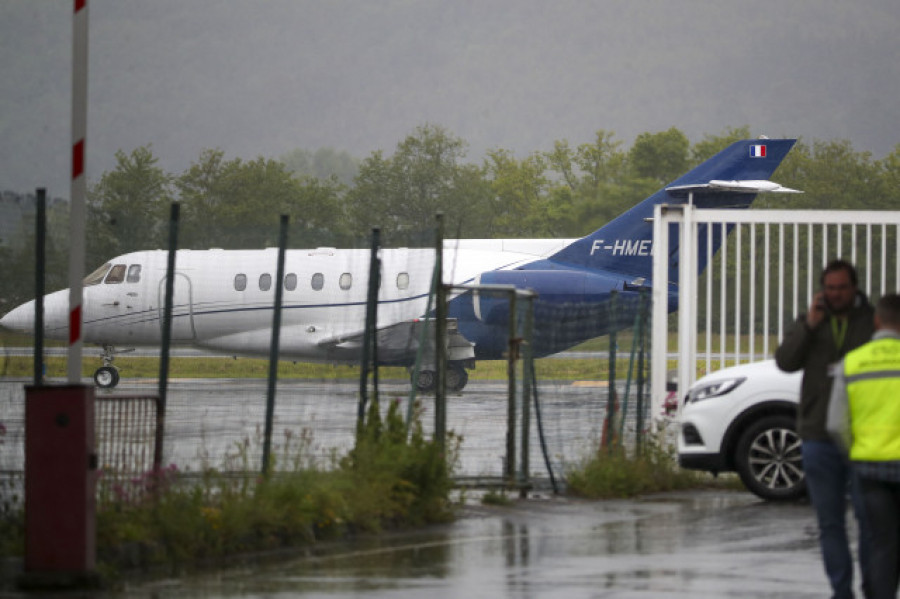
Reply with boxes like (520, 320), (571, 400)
(284, 273), (297, 291)
(84, 263), (111, 286)
(126, 264), (142, 283)
(234, 274), (247, 291)
(105, 264), (127, 284)
(397, 272), (409, 290)
(311, 273), (324, 291)
(259, 273), (272, 291)
(339, 273), (352, 290)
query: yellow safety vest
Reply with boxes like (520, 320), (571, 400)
(845, 337), (900, 462)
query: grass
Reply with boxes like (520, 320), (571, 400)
(565, 434), (742, 499)
(0, 354), (648, 383)
(1, 328), (782, 384)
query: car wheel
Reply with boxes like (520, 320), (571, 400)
(735, 414), (805, 501)
(94, 366), (120, 389)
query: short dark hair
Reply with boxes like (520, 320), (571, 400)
(876, 294), (900, 328)
(820, 259), (858, 287)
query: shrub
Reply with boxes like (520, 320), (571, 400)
(565, 436), (711, 499)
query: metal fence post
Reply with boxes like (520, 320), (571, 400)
(505, 289), (517, 481)
(157, 202), (179, 470)
(262, 214), (288, 475)
(34, 188), (46, 387)
(358, 227), (381, 429)
(434, 214), (446, 447)
(519, 291), (535, 494)
(635, 288), (650, 453)
(605, 290), (618, 450)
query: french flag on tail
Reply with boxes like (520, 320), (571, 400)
(749, 144), (767, 158)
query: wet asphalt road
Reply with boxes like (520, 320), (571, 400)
(107, 490), (845, 598)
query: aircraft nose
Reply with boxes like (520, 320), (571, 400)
(0, 301), (36, 334)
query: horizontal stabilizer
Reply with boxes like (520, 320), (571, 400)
(667, 179), (802, 195)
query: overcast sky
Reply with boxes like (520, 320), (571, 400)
(1, 0), (898, 198)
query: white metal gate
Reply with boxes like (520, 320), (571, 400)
(650, 205), (900, 420)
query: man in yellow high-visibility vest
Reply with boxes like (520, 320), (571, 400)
(829, 293), (900, 599)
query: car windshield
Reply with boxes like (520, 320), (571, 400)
(84, 263), (111, 286)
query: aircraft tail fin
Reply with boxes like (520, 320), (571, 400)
(539, 138), (797, 280)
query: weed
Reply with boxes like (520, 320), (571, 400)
(565, 433), (719, 499)
(481, 489), (513, 506)
(90, 396), (458, 572)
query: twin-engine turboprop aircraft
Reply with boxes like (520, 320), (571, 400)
(1, 138), (798, 391)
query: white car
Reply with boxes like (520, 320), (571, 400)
(677, 359), (805, 501)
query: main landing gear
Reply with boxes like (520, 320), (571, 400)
(411, 362), (470, 393)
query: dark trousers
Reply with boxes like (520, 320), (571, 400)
(803, 441), (872, 598)
(858, 476), (900, 599)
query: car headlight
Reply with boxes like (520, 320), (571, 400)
(687, 377), (746, 403)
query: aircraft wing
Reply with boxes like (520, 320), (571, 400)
(316, 318), (474, 364)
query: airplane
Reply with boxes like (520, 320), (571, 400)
(0, 138), (798, 391)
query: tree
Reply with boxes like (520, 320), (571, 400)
(176, 150), (329, 249)
(542, 130), (637, 235)
(86, 146), (171, 264)
(777, 139), (882, 211)
(483, 149), (557, 236)
(280, 147), (359, 186)
(628, 127), (689, 184)
(344, 124), (494, 244)
(175, 149), (345, 249)
(690, 126), (752, 165)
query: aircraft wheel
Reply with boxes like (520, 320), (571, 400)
(413, 369), (436, 393)
(94, 366), (120, 389)
(448, 364), (469, 392)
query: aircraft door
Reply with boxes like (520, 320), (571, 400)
(158, 273), (196, 341)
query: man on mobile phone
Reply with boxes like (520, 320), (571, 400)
(775, 259), (875, 598)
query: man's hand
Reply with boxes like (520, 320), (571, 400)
(807, 291), (827, 328)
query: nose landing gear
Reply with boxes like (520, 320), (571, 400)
(92, 344), (126, 388)
(93, 365), (120, 388)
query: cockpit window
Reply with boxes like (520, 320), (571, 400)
(84, 263), (111, 286)
(105, 264), (127, 284)
(126, 264), (141, 283)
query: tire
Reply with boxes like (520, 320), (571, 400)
(447, 364), (469, 392)
(734, 414), (805, 501)
(412, 369), (436, 393)
(94, 366), (120, 389)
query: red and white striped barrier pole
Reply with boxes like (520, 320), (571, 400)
(68, 0), (88, 383)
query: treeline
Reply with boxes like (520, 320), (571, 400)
(1, 124), (898, 314)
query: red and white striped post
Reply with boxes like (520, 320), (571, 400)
(68, 0), (89, 383)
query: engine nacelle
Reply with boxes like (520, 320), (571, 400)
(472, 269), (624, 322)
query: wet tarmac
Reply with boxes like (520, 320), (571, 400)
(102, 490), (844, 598)
(2, 376), (642, 482)
(0, 379), (858, 596)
